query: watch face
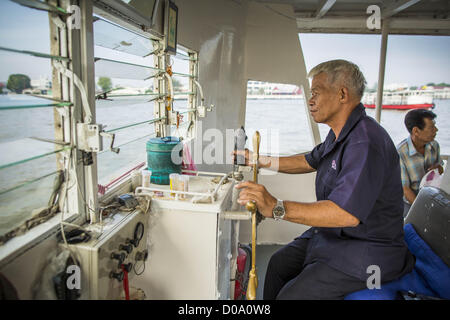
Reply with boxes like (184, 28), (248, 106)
(273, 206), (284, 217)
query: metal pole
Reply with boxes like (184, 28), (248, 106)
(78, 0), (98, 223)
(375, 19), (389, 123)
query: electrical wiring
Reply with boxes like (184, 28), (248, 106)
(133, 259), (146, 276)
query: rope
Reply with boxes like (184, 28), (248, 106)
(98, 162), (145, 195)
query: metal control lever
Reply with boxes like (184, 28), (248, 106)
(119, 243), (133, 254)
(100, 131), (120, 154)
(121, 263), (133, 273)
(234, 126), (247, 172)
(126, 238), (139, 248)
(246, 131), (260, 301)
(110, 271), (124, 282)
(111, 252), (126, 264)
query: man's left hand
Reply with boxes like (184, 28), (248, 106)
(235, 181), (277, 218)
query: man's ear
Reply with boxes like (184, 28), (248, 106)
(411, 126), (419, 136)
(339, 87), (349, 102)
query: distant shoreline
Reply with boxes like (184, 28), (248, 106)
(246, 95), (304, 100)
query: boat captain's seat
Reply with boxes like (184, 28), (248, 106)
(345, 166), (450, 300)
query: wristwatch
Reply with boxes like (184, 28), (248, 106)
(272, 199), (285, 221)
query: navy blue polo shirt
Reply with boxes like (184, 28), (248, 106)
(303, 103), (415, 282)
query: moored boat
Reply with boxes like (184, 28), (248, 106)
(363, 90), (435, 110)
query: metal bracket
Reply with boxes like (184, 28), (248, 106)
(223, 211), (251, 220)
(55, 105), (70, 118)
(197, 104), (214, 118)
(168, 110), (178, 125)
(76, 123), (120, 154)
(50, 13), (66, 29)
(77, 123), (103, 152)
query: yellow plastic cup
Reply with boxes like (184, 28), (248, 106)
(169, 173), (179, 197)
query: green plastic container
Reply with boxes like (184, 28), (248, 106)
(146, 136), (183, 185)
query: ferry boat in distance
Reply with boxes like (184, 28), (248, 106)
(363, 90), (435, 110)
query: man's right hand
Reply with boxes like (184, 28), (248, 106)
(231, 148), (253, 166)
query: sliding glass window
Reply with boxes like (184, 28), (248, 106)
(0, 1), (71, 242)
(93, 15), (161, 192)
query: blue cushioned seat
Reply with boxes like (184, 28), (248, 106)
(345, 224), (450, 300)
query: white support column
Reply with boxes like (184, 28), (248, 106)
(375, 19), (390, 124)
(80, 0), (98, 223)
(66, 0), (98, 222)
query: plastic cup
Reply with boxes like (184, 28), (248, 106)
(131, 169), (142, 190)
(142, 169), (152, 188)
(169, 173), (179, 197)
(181, 175), (189, 195)
(177, 175), (189, 199)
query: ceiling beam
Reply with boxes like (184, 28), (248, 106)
(382, 0), (422, 19)
(314, 0), (336, 19)
(296, 16), (450, 35)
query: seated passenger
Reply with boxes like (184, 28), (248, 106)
(397, 109), (444, 217)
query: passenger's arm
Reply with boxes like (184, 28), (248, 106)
(399, 157), (416, 202)
(403, 186), (416, 205)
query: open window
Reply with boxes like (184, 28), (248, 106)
(93, 15), (160, 192)
(0, 1), (71, 244)
(93, 13), (198, 195)
(245, 81), (315, 156)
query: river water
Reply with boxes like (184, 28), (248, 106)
(245, 98), (450, 156)
(0, 95), (449, 235)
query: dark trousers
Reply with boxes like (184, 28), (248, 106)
(263, 238), (368, 300)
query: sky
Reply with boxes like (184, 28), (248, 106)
(0, 0), (449, 88)
(299, 33), (450, 88)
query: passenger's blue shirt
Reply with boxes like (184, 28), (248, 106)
(303, 103), (415, 282)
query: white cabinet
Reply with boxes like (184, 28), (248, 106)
(134, 174), (236, 299)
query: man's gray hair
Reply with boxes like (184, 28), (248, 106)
(308, 59), (367, 98)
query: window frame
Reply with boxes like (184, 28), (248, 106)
(0, 0), (200, 263)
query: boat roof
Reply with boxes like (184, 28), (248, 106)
(250, 0), (450, 35)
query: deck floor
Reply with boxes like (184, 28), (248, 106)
(251, 244), (283, 300)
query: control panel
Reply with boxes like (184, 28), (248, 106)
(67, 209), (149, 299)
